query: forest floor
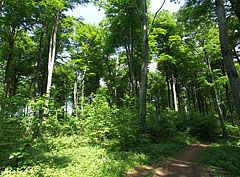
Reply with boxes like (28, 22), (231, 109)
(126, 143), (210, 177)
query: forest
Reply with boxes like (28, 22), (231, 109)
(0, 0), (240, 176)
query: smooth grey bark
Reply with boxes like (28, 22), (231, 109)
(165, 68), (171, 108)
(73, 74), (78, 107)
(215, 0), (240, 120)
(73, 72), (78, 116)
(171, 71), (178, 111)
(45, 11), (60, 110)
(140, 0), (148, 132)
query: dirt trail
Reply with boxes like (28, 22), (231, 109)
(126, 143), (210, 177)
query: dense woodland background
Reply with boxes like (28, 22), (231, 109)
(0, 0), (240, 176)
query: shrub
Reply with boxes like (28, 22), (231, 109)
(77, 94), (139, 150)
(187, 113), (221, 140)
(225, 124), (240, 137)
(146, 110), (178, 141)
(146, 109), (221, 141)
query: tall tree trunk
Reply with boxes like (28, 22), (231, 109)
(205, 51), (226, 136)
(45, 11), (60, 111)
(215, 0), (240, 120)
(73, 72), (78, 116)
(140, 0), (148, 132)
(171, 66), (178, 111)
(2, 26), (16, 104)
(106, 57), (116, 105)
(12, 60), (18, 96)
(81, 66), (87, 111)
(32, 18), (49, 101)
(165, 68), (171, 108)
(219, 60), (234, 125)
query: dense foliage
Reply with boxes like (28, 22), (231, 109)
(0, 0), (240, 176)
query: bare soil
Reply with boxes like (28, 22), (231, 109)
(126, 143), (210, 177)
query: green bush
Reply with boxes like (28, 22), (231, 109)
(187, 113), (221, 140)
(225, 124), (240, 137)
(146, 109), (221, 141)
(77, 94), (139, 150)
(146, 109), (178, 141)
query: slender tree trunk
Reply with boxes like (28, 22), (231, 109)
(2, 26), (16, 104)
(205, 52), (226, 136)
(215, 0), (240, 120)
(73, 71), (78, 116)
(171, 68), (178, 111)
(12, 60), (18, 96)
(81, 68), (87, 111)
(165, 68), (171, 108)
(140, 0), (148, 132)
(125, 26), (136, 107)
(32, 18), (49, 101)
(106, 57), (116, 104)
(45, 11), (60, 111)
(219, 60), (234, 125)
(81, 55), (88, 111)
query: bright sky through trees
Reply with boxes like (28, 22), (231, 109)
(67, 0), (184, 25)
(67, 0), (184, 72)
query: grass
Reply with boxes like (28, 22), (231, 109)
(199, 124), (240, 176)
(0, 133), (188, 177)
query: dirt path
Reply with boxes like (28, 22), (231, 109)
(126, 143), (210, 177)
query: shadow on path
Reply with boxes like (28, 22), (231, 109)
(126, 143), (210, 177)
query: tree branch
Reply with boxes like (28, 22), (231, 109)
(148, 0), (166, 37)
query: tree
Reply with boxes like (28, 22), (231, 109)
(215, 0), (240, 120)
(69, 21), (105, 113)
(0, 0), (36, 104)
(139, 0), (148, 132)
(153, 10), (182, 111)
(103, 0), (142, 107)
(45, 9), (60, 110)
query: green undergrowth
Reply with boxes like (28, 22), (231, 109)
(0, 95), (221, 176)
(199, 124), (240, 176)
(1, 135), (187, 177)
